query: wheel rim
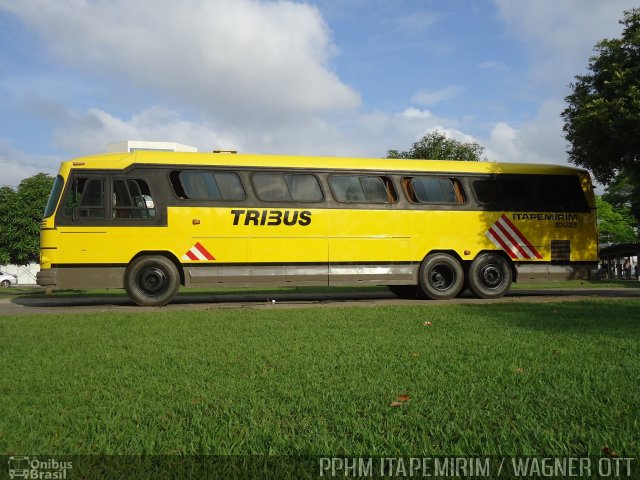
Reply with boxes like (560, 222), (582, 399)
(429, 263), (455, 291)
(1, 280), (9, 287)
(137, 267), (168, 296)
(479, 263), (503, 289)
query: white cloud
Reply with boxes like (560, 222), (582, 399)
(400, 108), (433, 120)
(483, 1), (638, 175)
(0, 0), (360, 124)
(493, 0), (638, 86)
(53, 107), (238, 156)
(44, 103), (457, 162)
(0, 140), (60, 187)
(485, 98), (568, 165)
(2, 0), (634, 190)
(411, 85), (462, 106)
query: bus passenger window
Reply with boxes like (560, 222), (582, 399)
(405, 177), (464, 204)
(473, 179), (504, 206)
(172, 171), (245, 201)
(64, 177), (106, 219)
(330, 175), (396, 203)
(253, 173), (291, 201)
(285, 174), (323, 202)
(215, 173), (246, 200)
(361, 176), (388, 202)
(253, 173), (323, 202)
(331, 176), (366, 202)
(471, 175), (589, 212)
(112, 179), (156, 219)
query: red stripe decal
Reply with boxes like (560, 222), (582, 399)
(488, 227), (518, 259)
(500, 214), (543, 259)
(494, 220), (529, 258)
(194, 242), (215, 260)
(502, 213), (542, 258)
(186, 250), (198, 261)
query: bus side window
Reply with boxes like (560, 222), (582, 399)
(473, 179), (503, 207)
(253, 173), (291, 201)
(215, 173), (246, 201)
(331, 176), (366, 202)
(330, 175), (396, 203)
(471, 175), (589, 212)
(113, 179), (156, 218)
(537, 175), (589, 211)
(402, 178), (417, 202)
(360, 176), (388, 203)
(64, 177), (106, 219)
(285, 174), (323, 202)
(452, 180), (466, 204)
(171, 171), (245, 201)
(404, 176), (465, 204)
(253, 173), (323, 202)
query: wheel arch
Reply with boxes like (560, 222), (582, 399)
(423, 249), (464, 264)
(129, 250), (185, 286)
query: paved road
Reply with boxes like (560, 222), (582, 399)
(1, 288), (639, 315)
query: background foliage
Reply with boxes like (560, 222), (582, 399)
(563, 8), (640, 239)
(596, 195), (638, 244)
(387, 130), (486, 161)
(0, 173), (54, 265)
(562, 8), (640, 184)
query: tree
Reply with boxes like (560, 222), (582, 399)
(0, 173), (54, 265)
(595, 195), (638, 244)
(601, 168), (640, 228)
(562, 8), (640, 185)
(387, 130), (486, 161)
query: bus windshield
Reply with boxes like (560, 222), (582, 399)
(43, 175), (64, 218)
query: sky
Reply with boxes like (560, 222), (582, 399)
(0, 0), (637, 188)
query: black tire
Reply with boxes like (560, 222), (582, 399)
(418, 253), (464, 300)
(467, 252), (512, 299)
(387, 285), (420, 299)
(124, 255), (180, 306)
(1, 280), (10, 288)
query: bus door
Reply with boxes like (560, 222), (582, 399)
(169, 170), (251, 286)
(55, 175), (110, 263)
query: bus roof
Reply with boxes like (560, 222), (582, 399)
(60, 151), (588, 176)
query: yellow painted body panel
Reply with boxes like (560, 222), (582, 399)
(41, 208), (597, 266)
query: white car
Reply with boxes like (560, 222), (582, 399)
(0, 271), (18, 287)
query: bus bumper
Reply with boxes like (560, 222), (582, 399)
(515, 263), (597, 282)
(37, 266), (126, 290)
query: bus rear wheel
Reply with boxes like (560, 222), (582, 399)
(125, 255), (180, 307)
(467, 252), (512, 299)
(418, 253), (464, 300)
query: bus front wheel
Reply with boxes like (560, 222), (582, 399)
(467, 253), (512, 299)
(125, 255), (180, 307)
(418, 253), (464, 300)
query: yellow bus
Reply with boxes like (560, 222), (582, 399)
(37, 149), (598, 306)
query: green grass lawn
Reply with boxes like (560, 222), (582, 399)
(1, 300), (639, 458)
